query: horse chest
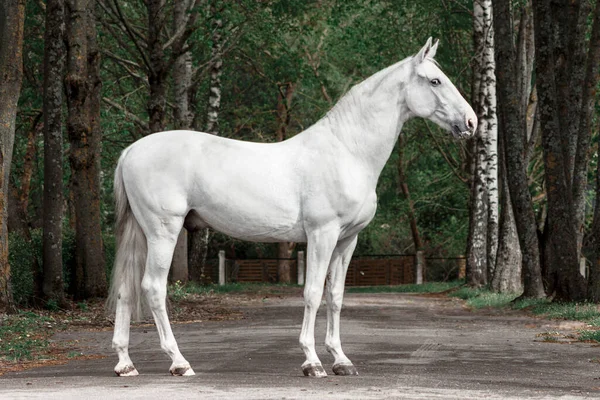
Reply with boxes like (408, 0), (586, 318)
(338, 192), (377, 233)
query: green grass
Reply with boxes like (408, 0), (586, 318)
(168, 281), (302, 300)
(525, 302), (600, 322)
(448, 287), (519, 308)
(345, 281), (463, 294)
(446, 286), (600, 344)
(579, 330), (600, 342)
(0, 311), (57, 361)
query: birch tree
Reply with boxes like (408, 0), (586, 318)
(466, 0), (497, 287)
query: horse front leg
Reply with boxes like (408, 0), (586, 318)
(325, 235), (359, 376)
(299, 227), (339, 378)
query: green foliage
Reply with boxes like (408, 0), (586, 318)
(8, 229), (116, 305)
(449, 287), (519, 308)
(579, 330), (600, 342)
(12, 0), (477, 302)
(7, 232), (38, 305)
(345, 281), (463, 294)
(45, 299), (59, 311)
(523, 302), (600, 322)
(0, 311), (54, 361)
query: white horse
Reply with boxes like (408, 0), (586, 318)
(107, 38), (476, 378)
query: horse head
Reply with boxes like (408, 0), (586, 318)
(405, 38), (477, 139)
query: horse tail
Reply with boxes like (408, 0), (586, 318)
(106, 149), (148, 321)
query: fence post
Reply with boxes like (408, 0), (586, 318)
(415, 251), (425, 284)
(297, 251), (305, 285)
(218, 250), (226, 286)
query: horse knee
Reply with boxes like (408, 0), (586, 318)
(304, 286), (323, 309)
(141, 279), (165, 310)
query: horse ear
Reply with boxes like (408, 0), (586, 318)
(429, 39), (439, 59)
(415, 37), (436, 63)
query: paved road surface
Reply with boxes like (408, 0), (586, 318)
(1, 293), (599, 399)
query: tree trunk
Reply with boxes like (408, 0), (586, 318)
(189, 2), (223, 283)
(397, 134), (423, 253)
(9, 115), (42, 302)
(43, 0), (67, 304)
(277, 242), (296, 284)
(205, 7), (223, 136)
(573, 0), (600, 274)
(275, 82), (297, 283)
(491, 130), (522, 293)
(466, 0), (496, 287)
(0, 0), (25, 312)
(147, 0), (168, 134)
(532, 0), (586, 301)
(588, 122), (600, 301)
(493, 0), (545, 298)
(66, 0), (107, 299)
(170, 0), (194, 284)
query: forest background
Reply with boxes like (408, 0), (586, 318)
(0, 0), (599, 310)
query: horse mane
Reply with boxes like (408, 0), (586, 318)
(323, 56), (415, 129)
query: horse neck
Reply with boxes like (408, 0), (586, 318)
(323, 60), (413, 180)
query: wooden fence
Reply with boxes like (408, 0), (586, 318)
(203, 253), (421, 286)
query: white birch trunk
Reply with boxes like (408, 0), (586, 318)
(466, 0), (494, 286)
(481, 0), (499, 279)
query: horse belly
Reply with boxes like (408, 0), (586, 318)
(193, 206), (307, 243)
(189, 177), (306, 243)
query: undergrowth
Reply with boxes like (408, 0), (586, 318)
(0, 311), (58, 362)
(449, 286), (600, 343)
(345, 281), (462, 294)
(168, 281), (302, 301)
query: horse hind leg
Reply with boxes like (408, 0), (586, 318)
(142, 226), (195, 376)
(325, 235), (359, 376)
(113, 284), (138, 376)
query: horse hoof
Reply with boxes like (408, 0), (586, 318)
(115, 365), (139, 377)
(333, 363), (359, 376)
(302, 363), (328, 378)
(170, 365), (195, 376)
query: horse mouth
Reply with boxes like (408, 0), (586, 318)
(451, 125), (471, 139)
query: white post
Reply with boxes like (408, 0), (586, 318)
(218, 250), (226, 286)
(297, 251), (305, 285)
(415, 250), (424, 285)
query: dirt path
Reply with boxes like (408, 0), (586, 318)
(1, 293), (599, 399)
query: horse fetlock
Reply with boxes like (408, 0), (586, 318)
(325, 339), (341, 354)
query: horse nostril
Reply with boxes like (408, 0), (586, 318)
(467, 118), (475, 130)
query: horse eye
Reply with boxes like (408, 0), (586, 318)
(430, 78), (441, 86)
